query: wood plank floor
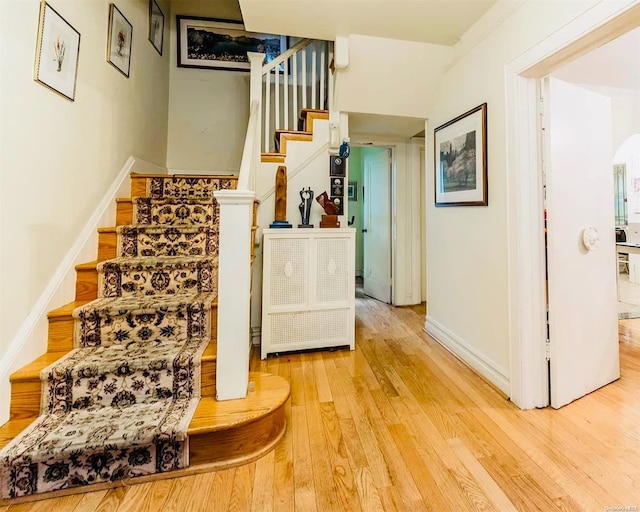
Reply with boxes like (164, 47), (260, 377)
(4, 298), (640, 511)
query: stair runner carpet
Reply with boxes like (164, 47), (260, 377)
(0, 177), (234, 499)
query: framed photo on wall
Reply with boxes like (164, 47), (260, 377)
(34, 2), (81, 101)
(107, 4), (133, 77)
(176, 16), (285, 71)
(148, 0), (164, 55)
(434, 103), (488, 206)
(348, 182), (358, 201)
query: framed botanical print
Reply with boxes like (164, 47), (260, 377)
(107, 4), (133, 77)
(148, 0), (164, 55)
(34, 2), (81, 101)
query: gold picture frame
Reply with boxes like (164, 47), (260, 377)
(107, 3), (133, 77)
(34, 1), (81, 101)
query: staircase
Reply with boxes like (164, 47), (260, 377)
(0, 174), (289, 503)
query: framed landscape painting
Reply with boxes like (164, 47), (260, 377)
(434, 103), (488, 206)
(34, 2), (81, 101)
(107, 4), (133, 77)
(176, 16), (285, 71)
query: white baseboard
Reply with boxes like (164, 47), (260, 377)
(251, 326), (261, 346)
(0, 156), (165, 424)
(424, 315), (510, 396)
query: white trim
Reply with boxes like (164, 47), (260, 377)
(251, 326), (261, 346)
(0, 156), (166, 424)
(505, 0), (640, 409)
(425, 316), (510, 396)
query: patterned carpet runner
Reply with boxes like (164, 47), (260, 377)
(0, 177), (234, 499)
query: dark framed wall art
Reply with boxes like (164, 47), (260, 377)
(176, 16), (285, 71)
(434, 103), (488, 206)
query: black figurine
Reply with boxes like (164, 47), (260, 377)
(298, 187), (314, 228)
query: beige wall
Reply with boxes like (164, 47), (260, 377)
(0, 0), (170, 421)
(426, 0), (616, 378)
(166, 0), (249, 174)
(335, 35), (451, 119)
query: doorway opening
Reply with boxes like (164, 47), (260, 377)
(506, 5), (640, 409)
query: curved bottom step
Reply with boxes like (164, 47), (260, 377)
(0, 372), (290, 505)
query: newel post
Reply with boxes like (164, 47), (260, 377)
(248, 52), (265, 104)
(214, 190), (256, 400)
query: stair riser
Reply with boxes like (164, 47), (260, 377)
(99, 261), (216, 298)
(116, 200), (133, 226)
(188, 403), (285, 466)
(117, 227), (219, 258)
(10, 358), (217, 421)
(76, 267), (98, 302)
(48, 306), (218, 352)
(133, 199), (218, 226)
(98, 230), (117, 261)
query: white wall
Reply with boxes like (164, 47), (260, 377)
(166, 0), (249, 174)
(0, 0), (170, 422)
(425, 0), (623, 387)
(335, 35), (452, 119)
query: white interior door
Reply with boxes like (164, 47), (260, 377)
(363, 148), (391, 303)
(545, 77), (619, 409)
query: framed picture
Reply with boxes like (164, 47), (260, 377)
(348, 182), (358, 201)
(107, 4), (133, 77)
(34, 2), (81, 101)
(148, 0), (164, 55)
(176, 16), (285, 71)
(434, 103), (488, 206)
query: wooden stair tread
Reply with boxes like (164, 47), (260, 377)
(10, 352), (67, 381)
(48, 301), (90, 318)
(275, 129), (312, 137)
(299, 108), (328, 117)
(75, 261), (97, 270)
(10, 338), (217, 382)
(130, 173), (238, 180)
(97, 226), (116, 233)
(188, 372), (289, 435)
(0, 418), (35, 451)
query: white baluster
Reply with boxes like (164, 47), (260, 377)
(293, 52), (298, 131)
(320, 42), (326, 111)
(302, 46), (307, 109)
(265, 70), (271, 151)
(311, 41), (317, 109)
(284, 59), (289, 130)
(275, 65), (280, 132)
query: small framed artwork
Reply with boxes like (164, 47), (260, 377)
(330, 196), (344, 216)
(148, 0), (164, 55)
(107, 4), (133, 77)
(434, 103), (488, 206)
(329, 155), (345, 177)
(348, 182), (358, 201)
(34, 2), (81, 101)
(330, 177), (344, 196)
(176, 16), (285, 71)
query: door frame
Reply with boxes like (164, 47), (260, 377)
(505, 1), (640, 409)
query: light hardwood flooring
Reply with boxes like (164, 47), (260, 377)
(3, 297), (640, 511)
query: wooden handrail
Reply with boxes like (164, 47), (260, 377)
(262, 38), (312, 74)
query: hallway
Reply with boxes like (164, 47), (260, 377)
(4, 297), (640, 511)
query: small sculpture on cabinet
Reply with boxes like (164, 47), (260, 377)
(298, 187), (314, 228)
(270, 165), (292, 228)
(316, 191), (340, 228)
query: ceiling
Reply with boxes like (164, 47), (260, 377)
(239, 0), (498, 46)
(552, 27), (640, 91)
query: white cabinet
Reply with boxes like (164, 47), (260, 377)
(261, 228), (355, 359)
